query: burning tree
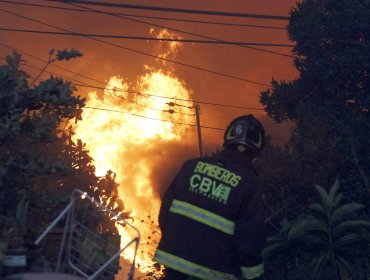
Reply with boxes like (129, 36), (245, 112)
(0, 51), (126, 268)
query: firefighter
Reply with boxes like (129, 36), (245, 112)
(154, 114), (266, 280)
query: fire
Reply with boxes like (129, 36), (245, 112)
(73, 68), (194, 276)
(150, 28), (183, 63)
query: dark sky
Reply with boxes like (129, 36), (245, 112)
(0, 0), (297, 150)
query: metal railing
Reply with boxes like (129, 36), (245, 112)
(35, 189), (140, 280)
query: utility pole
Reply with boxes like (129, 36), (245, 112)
(194, 104), (204, 157)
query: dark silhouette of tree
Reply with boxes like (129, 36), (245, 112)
(260, 0), (370, 205)
(256, 1), (370, 278)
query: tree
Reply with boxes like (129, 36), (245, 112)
(0, 51), (127, 253)
(260, 0), (370, 205)
(257, 1), (370, 278)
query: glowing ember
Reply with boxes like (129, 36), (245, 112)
(73, 69), (194, 275)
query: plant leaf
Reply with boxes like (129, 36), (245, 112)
(332, 203), (365, 224)
(335, 220), (370, 235)
(335, 233), (363, 248)
(327, 178), (340, 205)
(288, 217), (328, 240)
(310, 202), (327, 216)
(314, 184), (330, 210)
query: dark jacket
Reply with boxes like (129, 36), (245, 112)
(154, 149), (266, 280)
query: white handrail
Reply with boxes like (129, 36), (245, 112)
(34, 189), (141, 280)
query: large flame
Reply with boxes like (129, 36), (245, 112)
(73, 68), (194, 276)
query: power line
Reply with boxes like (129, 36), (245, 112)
(0, 7), (271, 86)
(0, 54), (168, 112)
(0, 56), (195, 125)
(81, 107), (289, 142)
(0, 42), (106, 86)
(62, 2), (293, 58)
(84, 106), (198, 126)
(74, 83), (265, 111)
(0, 27), (294, 47)
(14, 59), (186, 113)
(0, 56), (197, 126)
(0, 0), (287, 30)
(16, 59), (92, 86)
(0, 54), (263, 113)
(0, 55), (286, 141)
(49, 0), (290, 20)
(0, 0), (292, 58)
(83, 106), (217, 134)
(0, 43), (265, 111)
(0, 0), (292, 57)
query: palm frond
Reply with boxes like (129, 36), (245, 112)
(314, 184), (330, 209)
(331, 203), (365, 224)
(288, 216), (328, 241)
(334, 220), (370, 235)
(312, 253), (329, 275)
(309, 203), (327, 217)
(333, 192), (343, 207)
(334, 254), (352, 276)
(335, 233), (364, 248)
(327, 178), (340, 205)
(262, 242), (287, 260)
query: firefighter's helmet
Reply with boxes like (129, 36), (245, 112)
(223, 114), (265, 157)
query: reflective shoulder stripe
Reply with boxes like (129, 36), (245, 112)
(241, 263), (264, 279)
(169, 199), (235, 235)
(154, 249), (237, 280)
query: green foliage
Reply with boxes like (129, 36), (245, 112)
(55, 48), (83, 61)
(256, 1), (370, 278)
(259, 0), (370, 205)
(0, 51), (127, 254)
(15, 190), (30, 227)
(263, 180), (370, 279)
(30, 48), (83, 87)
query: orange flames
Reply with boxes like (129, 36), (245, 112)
(73, 66), (194, 275)
(150, 28), (183, 63)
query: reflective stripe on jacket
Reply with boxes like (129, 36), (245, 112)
(155, 249), (237, 280)
(170, 199), (235, 235)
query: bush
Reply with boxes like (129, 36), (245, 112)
(263, 179), (370, 279)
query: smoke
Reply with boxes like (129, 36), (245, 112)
(117, 139), (198, 198)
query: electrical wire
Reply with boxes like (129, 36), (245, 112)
(73, 84), (265, 111)
(0, 54), (173, 113)
(18, 59), (184, 113)
(0, 7), (271, 86)
(0, 55), (195, 117)
(49, 0), (290, 20)
(61, 2), (294, 58)
(0, 0), (287, 30)
(80, 107), (289, 141)
(0, 46), (265, 111)
(0, 27), (294, 47)
(0, 55), (287, 142)
(0, 41), (111, 87)
(0, 0), (293, 58)
(84, 105), (197, 126)
(0, 55), (206, 117)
